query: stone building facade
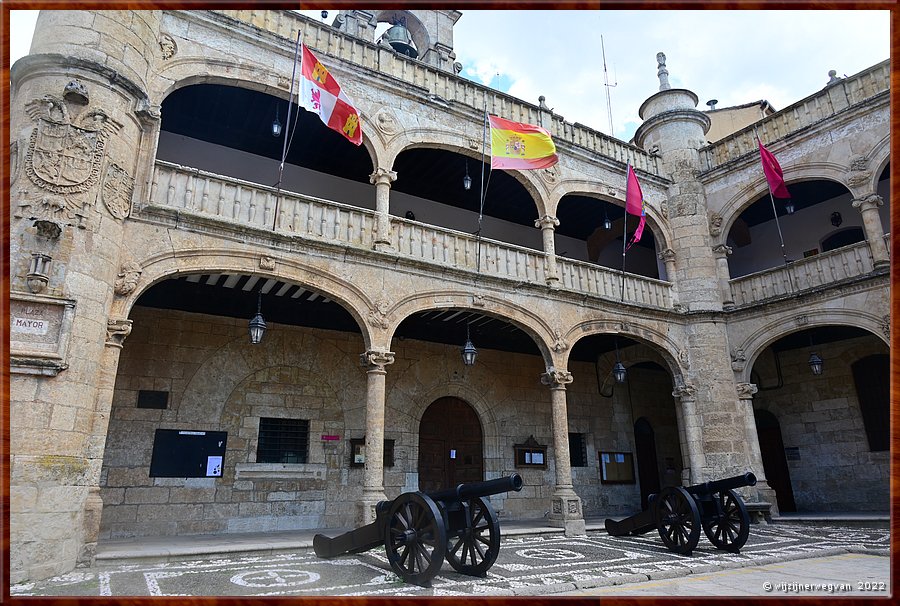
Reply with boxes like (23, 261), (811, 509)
(9, 9), (890, 583)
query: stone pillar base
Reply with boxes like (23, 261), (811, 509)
(547, 494), (586, 536)
(357, 493), (388, 526)
(77, 489), (104, 567)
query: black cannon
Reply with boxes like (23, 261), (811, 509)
(605, 472), (757, 555)
(314, 474), (524, 586)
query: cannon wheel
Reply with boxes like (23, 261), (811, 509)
(384, 492), (447, 587)
(702, 489), (751, 552)
(445, 496), (500, 576)
(654, 486), (701, 555)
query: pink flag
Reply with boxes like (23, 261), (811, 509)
(758, 139), (790, 199)
(624, 165), (646, 252)
(299, 44), (363, 145)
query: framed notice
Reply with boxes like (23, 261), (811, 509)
(599, 451), (635, 484)
(149, 429), (228, 477)
(514, 435), (548, 469)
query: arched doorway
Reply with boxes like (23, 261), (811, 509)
(754, 409), (796, 512)
(418, 397), (484, 492)
(634, 417), (661, 511)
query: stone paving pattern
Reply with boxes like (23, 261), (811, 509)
(10, 523), (889, 597)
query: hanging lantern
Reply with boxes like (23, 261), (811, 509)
(613, 361), (627, 383)
(461, 323), (477, 366)
(807, 352), (823, 375)
(249, 293), (267, 344)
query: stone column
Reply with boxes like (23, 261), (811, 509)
(851, 194), (889, 268)
(535, 215), (560, 286)
(358, 349), (395, 524)
(657, 247), (679, 307)
(672, 383), (706, 485)
(369, 168), (397, 252)
(79, 318), (132, 566)
(712, 244), (734, 309)
(736, 382), (778, 513)
(540, 368), (585, 535)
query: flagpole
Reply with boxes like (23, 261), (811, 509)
(755, 132), (794, 292)
(272, 29), (302, 231)
(621, 161), (630, 302)
(476, 102), (488, 274)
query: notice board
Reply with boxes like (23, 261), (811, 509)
(149, 429), (228, 478)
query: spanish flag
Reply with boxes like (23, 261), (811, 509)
(489, 115), (558, 170)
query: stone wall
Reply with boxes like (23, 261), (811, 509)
(101, 306), (689, 537)
(751, 335), (889, 511)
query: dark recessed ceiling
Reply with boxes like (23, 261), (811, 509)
(736, 180), (850, 229)
(770, 326), (871, 351)
(161, 84), (373, 182)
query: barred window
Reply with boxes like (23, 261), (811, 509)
(257, 417), (309, 464)
(569, 433), (588, 467)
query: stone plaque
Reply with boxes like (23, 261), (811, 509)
(10, 293), (76, 376)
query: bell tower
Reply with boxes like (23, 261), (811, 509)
(334, 9), (463, 73)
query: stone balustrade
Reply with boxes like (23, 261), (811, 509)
(212, 9), (661, 177)
(149, 161), (673, 308)
(729, 240), (877, 307)
(701, 60), (889, 170)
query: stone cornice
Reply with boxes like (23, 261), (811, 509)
(11, 54), (149, 104)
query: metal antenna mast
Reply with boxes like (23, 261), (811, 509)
(601, 35), (617, 136)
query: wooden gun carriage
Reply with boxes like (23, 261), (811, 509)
(605, 472), (758, 555)
(314, 474), (524, 586)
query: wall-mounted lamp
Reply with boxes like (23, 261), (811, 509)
(249, 292), (267, 344)
(461, 323), (477, 366)
(463, 159), (472, 191)
(830, 211), (843, 227)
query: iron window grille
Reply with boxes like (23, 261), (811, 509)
(569, 433), (588, 467)
(257, 417), (309, 464)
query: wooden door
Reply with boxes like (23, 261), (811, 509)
(755, 408), (796, 512)
(418, 397), (483, 492)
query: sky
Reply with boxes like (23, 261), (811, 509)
(8, 9), (890, 142)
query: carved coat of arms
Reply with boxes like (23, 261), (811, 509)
(102, 163), (135, 220)
(24, 95), (121, 197)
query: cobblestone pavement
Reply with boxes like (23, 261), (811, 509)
(11, 523), (889, 597)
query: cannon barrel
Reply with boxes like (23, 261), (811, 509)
(426, 473), (523, 504)
(687, 472), (756, 496)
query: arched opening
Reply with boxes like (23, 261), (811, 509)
(748, 325), (888, 512)
(820, 227), (864, 252)
(391, 147), (542, 251)
(418, 397), (484, 492)
(566, 334), (681, 516)
(753, 409), (796, 512)
(158, 83), (374, 202)
(633, 417), (660, 511)
(557, 193), (660, 279)
(726, 179), (853, 277)
(99, 272), (366, 539)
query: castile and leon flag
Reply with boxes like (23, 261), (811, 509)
(299, 44), (363, 145)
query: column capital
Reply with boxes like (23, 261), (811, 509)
(851, 194), (883, 211)
(658, 247), (676, 262)
(105, 318), (132, 348)
(534, 215), (560, 229)
(736, 382), (758, 399)
(360, 349), (395, 369)
(672, 382), (696, 401)
(712, 243), (733, 258)
(369, 167), (397, 185)
(541, 367), (573, 387)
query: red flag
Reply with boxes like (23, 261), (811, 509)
(298, 44), (363, 145)
(758, 139), (790, 199)
(624, 165), (646, 252)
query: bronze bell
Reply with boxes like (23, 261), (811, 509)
(381, 24), (417, 58)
